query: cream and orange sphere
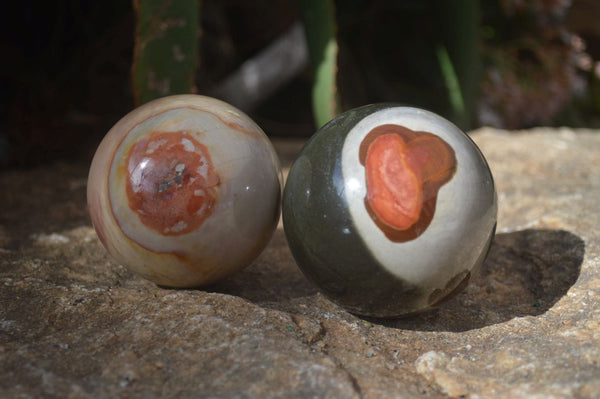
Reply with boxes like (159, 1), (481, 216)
(88, 95), (281, 287)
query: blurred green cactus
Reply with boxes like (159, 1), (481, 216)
(132, 0), (199, 106)
(300, 0), (341, 128)
(129, 0), (594, 130)
(438, 0), (481, 130)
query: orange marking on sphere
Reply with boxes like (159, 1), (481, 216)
(361, 124), (457, 242)
(365, 133), (422, 230)
(125, 131), (219, 235)
(405, 135), (455, 185)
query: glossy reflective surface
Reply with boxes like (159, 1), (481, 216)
(360, 124), (457, 242)
(125, 130), (219, 235)
(88, 95), (281, 287)
(283, 105), (497, 317)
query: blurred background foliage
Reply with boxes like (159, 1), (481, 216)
(131, 0), (199, 106)
(3, 0), (600, 167)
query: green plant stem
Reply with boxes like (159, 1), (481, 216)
(439, 0), (481, 130)
(300, 0), (341, 128)
(132, 0), (200, 106)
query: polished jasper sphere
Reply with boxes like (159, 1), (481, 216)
(88, 95), (281, 287)
(283, 104), (497, 318)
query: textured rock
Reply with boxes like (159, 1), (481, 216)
(1, 128), (599, 398)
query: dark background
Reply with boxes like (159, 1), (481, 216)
(3, 0), (600, 168)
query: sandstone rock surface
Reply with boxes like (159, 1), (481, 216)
(1, 128), (599, 398)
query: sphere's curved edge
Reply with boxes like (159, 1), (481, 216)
(87, 95), (282, 287)
(282, 103), (497, 317)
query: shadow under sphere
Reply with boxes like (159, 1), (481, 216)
(213, 229), (584, 332)
(388, 229), (585, 332)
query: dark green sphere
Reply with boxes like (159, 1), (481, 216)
(283, 105), (497, 318)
